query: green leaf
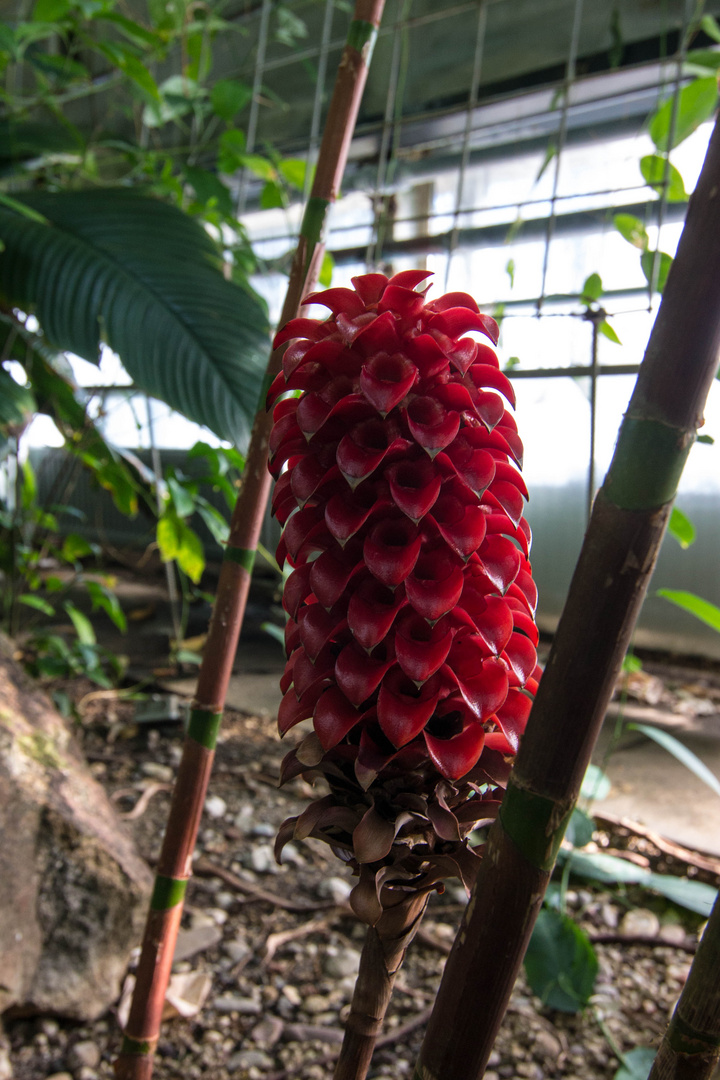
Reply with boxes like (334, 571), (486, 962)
(698, 433), (715, 444)
(99, 12), (164, 50)
(95, 41), (160, 103)
(166, 475), (196, 517)
(142, 73), (206, 127)
(640, 250), (673, 294)
(0, 190), (269, 447)
(657, 588), (720, 633)
(239, 153), (276, 181)
(622, 653), (643, 674)
(261, 621), (286, 646)
(535, 140), (557, 183)
(85, 580), (127, 632)
(668, 507), (696, 548)
(684, 49), (720, 76)
(19, 594), (55, 615)
(505, 258), (516, 288)
(64, 601), (96, 645)
(278, 157), (309, 191)
(614, 1048), (657, 1080)
(628, 722), (720, 800)
(275, 6), (308, 47)
(580, 763), (611, 802)
(650, 78), (719, 152)
(184, 166), (233, 217)
(565, 807), (595, 848)
(319, 251), (334, 288)
(639, 155), (687, 202)
(524, 908), (598, 1013)
(598, 320), (622, 345)
(211, 78), (251, 121)
(195, 498), (229, 544)
(32, 0), (72, 21)
(175, 648), (202, 664)
(0, 366), (35, 429)
(563, 850), (718, 915)
(700, 14), (720, 42)
(614, 214), (649, 251)
(217, 128), (247, 174)
(61, 533), (95, 562)
(174, 522), (204, 583)
(260, 179), (285, 209)
(157, 511), (182, 561)
(580, 272), (603, 305)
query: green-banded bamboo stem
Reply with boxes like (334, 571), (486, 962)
(648, 891), (720, 1080)
(113, 5), (385, 1077)
(413, 110), (720, 1080)
(334, 893), (430, 1080)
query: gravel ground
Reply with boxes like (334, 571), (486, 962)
(3, 681), (717, 1080)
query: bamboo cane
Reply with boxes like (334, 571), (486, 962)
(114, 5), (385, 1076)
(648, 891), (720, 1080)
(413, 110), (720, 1080)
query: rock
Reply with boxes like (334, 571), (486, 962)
(250, 822), (275, 838)
(281, 985), (301, 1006)
(659, 923), (687, 945)
(250, 1016), (284, 1047)
(67, 1041), (101, 1070)
(0, 635), (152, 1019)
(0, 1042), (11, 1080)
(599, 903), (619, 929)
(317, 876), (352, 904)
(47, 1074), (73, 1080)
(214, 891), (235, 910)
(324, 947), (361, 979)
(140, 762), (173, 782)
(76, 1068), (98, 1080)
(249, 843), (275, 874)
(304, 994), (330, 1015)
(213, 995), (262, 1015)
(226, 1050), (273, 1071)
(205, 795), (227, 819)
(173, 924), (223, 963)
(223, 939), (250, 964)
(619, 909), (660, 938)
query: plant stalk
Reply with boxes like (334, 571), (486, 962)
(648, 891), (720, 1080)
(334, 892), (429, 1080)
(113, 4), (385, 1077)
(413, 110), (720, 1080)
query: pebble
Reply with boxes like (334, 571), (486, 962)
(67, 1041), (101, 1070)
(600, 902), (619, 929)
(40, 1019), (60, 1038)
(620, 909), (660, 938)
(250, 822), (275, 838)
(140, 762), (174, 782)
(304, 994), (331, 1015)
(324, 947), (361, 979)
(173, 924), (223, 963)
(205, 795), (227, 819)
(251, 1016), (284, 1047)
(223, 939), (251, 964)
(47, 1075), (73, 1080)
(234, 803), (254, 831)
(226, 1050), (273, 1071)
(533, 1030), (562, 1059)
(318, 876), (352, 904)
(213, 996), (262, 1015)
(77, 1069), (98, 1080)
(250, 843), (276, 874)
(282, 985), (302, 1006)
(659, 923), (687, 945)
(214, 890), (235, 911)
(0, 1048), (11, 1080)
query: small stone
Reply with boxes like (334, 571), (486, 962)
(317, 876), (352, 904)
(600, 903), (619, 929)
(324, 947), (361, 979)
(223, 939), (251, 964)
(659, 923), (687, 945)
(234, 803), (254, 831)
(68, 1041), (101, 1070)
(140, 762), (173, 782)
(214, 995), (262, 1015)
(250, 822), (275, 838)
(282, 984), (301, 1006)
(214, 891), (235, 910)
(205, 795), (227, 819)
(77, 1069), (98, 1080)
(40, 1019), (60, 1039)
(206, 907), (228, 926)
(173, 924), (223, 963)
(226, 1050), (273, 1071)
(619, 909), (660, 938)
(249, 843), (275, 874)
(281, 842), (305, 866)
(304, 994), (330, 1015)
(47, 1075), (73, 1080)
(0, 1046), (12, 1080)
(250, 1016), (284, 1047)
(533, 1030), (562, 1059)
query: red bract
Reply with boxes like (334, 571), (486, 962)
(269, 271), (540, 920)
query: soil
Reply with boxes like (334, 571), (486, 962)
(3, 676), (719, 1080)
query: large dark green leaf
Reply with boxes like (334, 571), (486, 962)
(0, 364), (35, 430)
(0, 190), (270, 447)
(524, 908), (598, 1013)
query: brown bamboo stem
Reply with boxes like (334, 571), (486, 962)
(648, 892), (720, 1080)
(413, 111), (720, 1080)
(114, 5), (385, 1077)
(334, 893), (429, 1080)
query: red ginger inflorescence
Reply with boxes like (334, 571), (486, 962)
(269, 271), (541, 923)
